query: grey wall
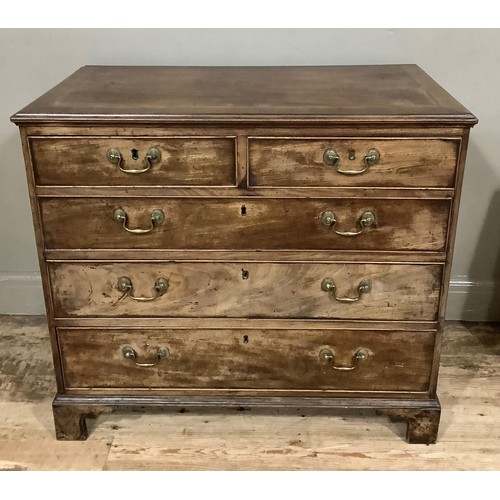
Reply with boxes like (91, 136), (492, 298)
(0, 29), (498, 319)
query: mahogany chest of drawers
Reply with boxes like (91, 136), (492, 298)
(11, 65), (477, 443)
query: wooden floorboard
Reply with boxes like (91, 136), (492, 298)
(0, 315), (498, 470)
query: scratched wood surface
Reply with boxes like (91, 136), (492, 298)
(30, 136), (236, 186)
(57, 328), (435, 392)
(0, 315), (497, 470)
(39, 197), (451, 252)
(248, 138), (459, 188)
(48, 262), (442, 320)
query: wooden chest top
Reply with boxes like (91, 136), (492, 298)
(11, 65), (477, 125)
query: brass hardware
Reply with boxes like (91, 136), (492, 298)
(323, 148), (380, 175)
(107, 147), (161, 174)
(348, 149), (356, 160)
(117, 276), (169, 302)
(107, 148), (122, 164)
(321, 211), (336, 226)
(319, 348), (369, 371)
(321, 210), (375, 237)
(113, 207), (165, 234)
(321, 278), (372, 303)
(323, 148), (340, 167)
(147, 147), (162, 163)
(365, 149), (380, 165)
(122, 345), (169, 367)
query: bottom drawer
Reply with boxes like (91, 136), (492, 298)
(58, 328), (435, 393)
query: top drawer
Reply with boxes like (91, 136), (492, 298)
(29, 137), (237, 186)
(248, 138), (459, 188)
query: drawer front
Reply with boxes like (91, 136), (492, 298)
(40, 197), (450, 252)
(49, 262), (442, 320)
(30, 137), (236, 186)
(58, 328), (435, 392)
(248, 138), (459, 188)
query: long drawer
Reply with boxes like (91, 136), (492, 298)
(248, 138), (459, 187)
(40, 197), (451, 252)
(48, 262), (442, 320)
(58, 328), (435, 392)
(30, 136), (237, 186)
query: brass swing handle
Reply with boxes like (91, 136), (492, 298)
(113, 207), (165, 234)
(321, 210), (375, 237)
(107, 147), (161, 174)
(319, 348), (369, 371)
(321, 278), (372, 303)
(122, 346), (169, 367)
(323, 148), (380, 175)
(117, 276), (169, 302)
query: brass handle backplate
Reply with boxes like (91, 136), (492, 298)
(321, 278), (372, 303)
(321, 210), (375, 237)
(117, 276), (169, 302)
(122, 346), (169, 367)
(113, 207), (165, 234)
(323, 148), (380, 175)
(107, 147), (161, 174)
(319, 348), (369, 371)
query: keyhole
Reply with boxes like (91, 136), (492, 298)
(348, 149), (356, 160)
(241, 205), (247, 216)
(242, 269), (249, 280)
(131, 149), (139, 160)
(243, 335), (249, 344)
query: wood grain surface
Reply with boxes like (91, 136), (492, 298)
(249, 138), (459, 188)
(0, 316), (497, 470)
(48, 261), (443, 320)
(44, 249), (448, 263)
(30, 136), (236, 186)
(35, 186), (456, 199)
(11, 65), (477, 124)
(23, 124), (469, 138)
(52, 317), (439, 331)
(11, 65), (477, 448)
(57, 327), (435, 392)
(39, 197), (451, 252)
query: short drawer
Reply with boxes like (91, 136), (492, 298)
(29, 136), (236, 186)
(49, 262), (442, 321)
(40, 197), (450, 252)
(248, 138), (459, 188)
(58, 327), (435, 392)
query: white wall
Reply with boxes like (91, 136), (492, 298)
(0, 29), (498, 319)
